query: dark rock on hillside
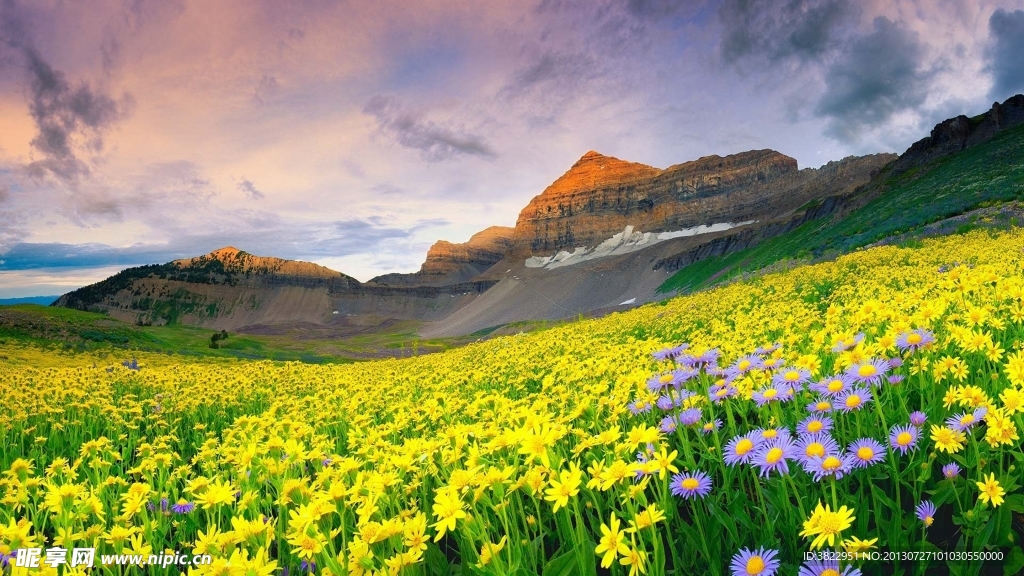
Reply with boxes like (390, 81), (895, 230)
(892, 94), (1024, 176)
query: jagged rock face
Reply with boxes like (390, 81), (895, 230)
(371, 226), (514, 286)
(509, 149), (891, 257)
(892, 94), (1024, 176)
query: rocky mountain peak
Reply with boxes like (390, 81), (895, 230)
(207, 246), (244, 259)
(509, 148), (884, 257)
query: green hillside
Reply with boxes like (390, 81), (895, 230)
(660, 123), (1024, 294)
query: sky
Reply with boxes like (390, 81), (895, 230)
(1, 0), (1023, 297)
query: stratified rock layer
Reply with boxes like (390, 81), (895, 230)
(371, 226), (515, 286)
(509, 149), (894, 258)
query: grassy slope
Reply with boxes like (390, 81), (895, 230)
(660, 123), (1024, 293)
(0, 304), (496, 362)
(0, 304), (352, 363)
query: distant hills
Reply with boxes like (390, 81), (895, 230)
(0, 296), (59, 306)
(53, 94), (1024, 337)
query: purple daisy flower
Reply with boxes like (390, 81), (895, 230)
(628, 399), (653, 415)
(702, 419), (722, 434)
(694, 348), (721, 366)
(647, 370), (688, 392)
(916, 500), (937, 528)
(678, 407), (702, 426)
(888, 357), (904, 369)
(674, 389), (696, 406)
(171, 500), (195, 514)
(811, 374), (852, 397)
(806, 398), (834, 413)
(709, 383), (738, 404)
(730, 547), (780, 576)
(804, 454), (855, 482)
(653, 343), (689, 361)
(887, 375), (905, 385)
(798, 559), (862, 576)
(773, 367), (812, 387)
(754, 343), (781, 355)
(832, 333), (865, 353)
(659, 415), (679, 434)
(754, 427), (792, 443)
(752, 384), (786, 407)
(942, 462), (962, 479)
(847, 438), (885, 468)
(895, 329), (935, 353)
(846, 358), (890, 385)
(670, 470), (713, 499)
(889, 424), (919, 455)
(656, 395), (676, 411)
(795, 433), (840, 464)
(751, 437), (797, 478)
(724, 432), (763, 466)
(947, 407), (986, 432)
(837, 387), (872, 412)
(797, 415), (833, 436)
(732, 355), (764, 373)
(909, 411), (927, 427)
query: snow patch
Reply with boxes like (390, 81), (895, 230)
(525, 221), (756, 269)
(619, 298), (636, 305)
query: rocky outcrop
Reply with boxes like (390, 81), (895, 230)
(53, 247), (493, 328)
(892, 94), (1024, 176)
(371, 226), (514, 286)
(509, 149), (893, 258)
(171, 246), (351, 280)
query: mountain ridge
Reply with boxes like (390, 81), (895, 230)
(51, 94), (1024, 336)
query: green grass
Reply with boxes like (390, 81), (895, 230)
(0, 304), (525, 363)
(0, 305), (350, 363)
(660, 123), (1024, 294)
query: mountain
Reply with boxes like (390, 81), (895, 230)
(53, 94), (1024, 338)
(53, 247), (493, 330)
(371, 226), (515, 286)
(507, 148), (892, 260)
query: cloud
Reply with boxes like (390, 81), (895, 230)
(0, 216), (450, 275)
(0, 185), (8, 203)
(0, 265), (130, 298)
(252, 74), (279, 104)
(1, 1), (133, 184)
(0, 242), (180, 271)
(503, 50), (598, 96)
(623, 0), (702, 20)
(363, 95), (497, 162)
(22, 48), (133, 183)
(718, 0), (859, 66)
(237, 178), (264, 200)
(815, 16), (934, 142)
(986, 9), (1024, 100)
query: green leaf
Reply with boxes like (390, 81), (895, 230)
(927, 481), (957, 508)
(1004, 493), (1024, 513)
(1004, 546), (1024, 576)
(426, 542), (450, 576)
(707, 499), (740, 544)
(975, 511), (996, 548)
(542, 549), (579, 576)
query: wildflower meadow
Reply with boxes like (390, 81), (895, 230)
(3, 228), (1024, 575)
